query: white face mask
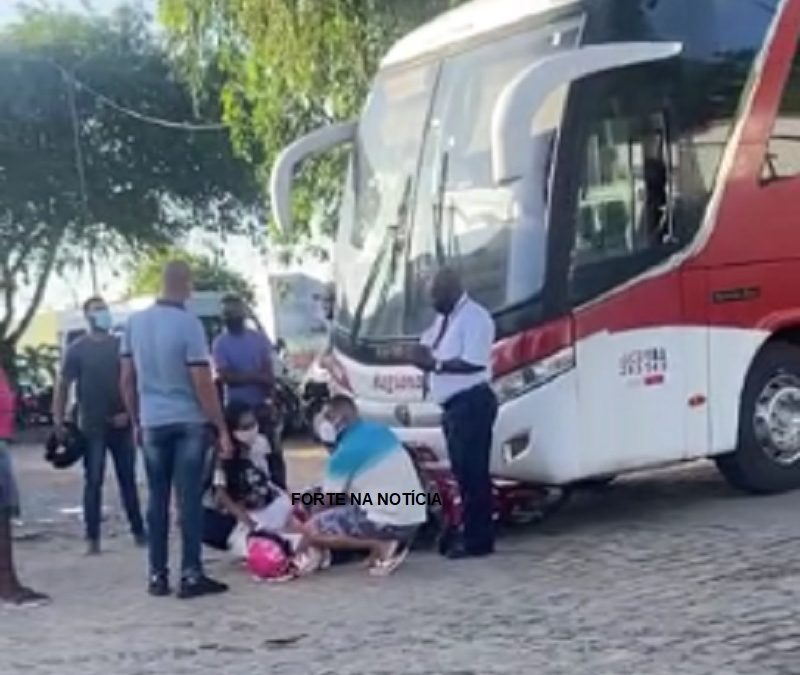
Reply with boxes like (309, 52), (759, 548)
(315, 418), (339, 446)
(234, 427), (259, 446)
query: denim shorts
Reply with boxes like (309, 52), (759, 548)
(310, 505), (417, 543)
(0, 441), (20, 517)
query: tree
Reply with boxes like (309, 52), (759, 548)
(15, 344), (60, 390)
(0, 5), (261, 375)
(158, 0), (468, 251)
(128, 247), (255, 304)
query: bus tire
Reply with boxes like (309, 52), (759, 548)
(716, 342), (800, 494)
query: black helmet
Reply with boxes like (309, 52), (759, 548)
(44, 423), (86, 469)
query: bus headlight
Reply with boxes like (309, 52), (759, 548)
(493, 347), (575, 404)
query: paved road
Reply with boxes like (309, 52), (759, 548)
(2, 441), (800, 675)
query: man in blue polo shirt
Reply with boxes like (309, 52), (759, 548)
(120, 261), (233, 599)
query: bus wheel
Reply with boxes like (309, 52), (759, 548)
(716, 342), (800, 494)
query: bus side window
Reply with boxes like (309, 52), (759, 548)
(573, 113), (671, 267)
(762, 39), (800, 183)
(567, 65), (681, 306)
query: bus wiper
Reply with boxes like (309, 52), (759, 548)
(432, 150), (449, 262)
(351, 175), (413, 341)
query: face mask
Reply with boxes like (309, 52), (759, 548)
(234, 426), (259, 446)
(316, 419), (339, 446)
(89, 309), (112, 332)
(225, 317), (245, 333)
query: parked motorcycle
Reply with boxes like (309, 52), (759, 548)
(300, 356), (331, 437)
(302, 379), (330, 434)
(15, 384), (53, 429)
(272, 377), (304, 439)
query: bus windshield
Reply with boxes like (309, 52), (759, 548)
(336, 19), (582, 341)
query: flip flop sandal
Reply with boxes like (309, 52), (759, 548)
(369, 545), (409, 577)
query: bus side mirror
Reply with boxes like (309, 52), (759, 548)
(490, 42), (682, 186)
(270, 121), (357, 233)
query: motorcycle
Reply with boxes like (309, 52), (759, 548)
(272, 376), (304, 439)
(300, 356), (331, 437)
(15, 384), (53, 429)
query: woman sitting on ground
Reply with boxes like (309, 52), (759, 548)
(210, 400), (305, 559)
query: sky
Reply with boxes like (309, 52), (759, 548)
(0, 0), (155, 25)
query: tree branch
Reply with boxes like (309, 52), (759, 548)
(0, 223), (52, 339)
(0, 261), (14, 339)
(8, 223), (49, 277)
(7, 227), (64, 346)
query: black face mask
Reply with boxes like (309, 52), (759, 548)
(225, 317), (245, 332)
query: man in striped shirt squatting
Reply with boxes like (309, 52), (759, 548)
(298, 395), (427, 576)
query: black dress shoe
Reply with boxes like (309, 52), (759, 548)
(148, 574), (171, 597)
(177, 574), (228, 600)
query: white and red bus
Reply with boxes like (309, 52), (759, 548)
(272, 0), (800, 493)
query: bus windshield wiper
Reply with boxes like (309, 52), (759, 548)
(432, 150), (449, 263)
(351, 175), (413, 341)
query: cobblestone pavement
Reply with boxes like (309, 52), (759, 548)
(2, 440), (800, 675)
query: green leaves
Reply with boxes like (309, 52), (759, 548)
(159, 0), (468, 249)
(128, 247), (256, 304)
(15, 343), (60, 390)
(0, 4), (261, 352)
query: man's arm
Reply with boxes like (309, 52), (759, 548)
(214, 487), (257, 531)
(412, 312), (494, 374)
(410, 345), (484, 374)
(189, 365), (227, 433)
(119, 356), (139, 428)
(52, 346), (78, 428)
(188, 319), (233, 457)
(438, 359), (485, 374)
(258, 333), (274, 389)
(119, 355), (142, 446)
(118, 321), (141, 441)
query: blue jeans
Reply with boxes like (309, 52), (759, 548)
(142, 424), (208, 580)
(83, 427), (145, 542)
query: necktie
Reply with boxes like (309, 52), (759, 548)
(432, 314), (450, 351)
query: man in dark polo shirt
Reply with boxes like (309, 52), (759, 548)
(53, 297), (146, 556)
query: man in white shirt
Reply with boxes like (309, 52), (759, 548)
(412, 267), (497, 559)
